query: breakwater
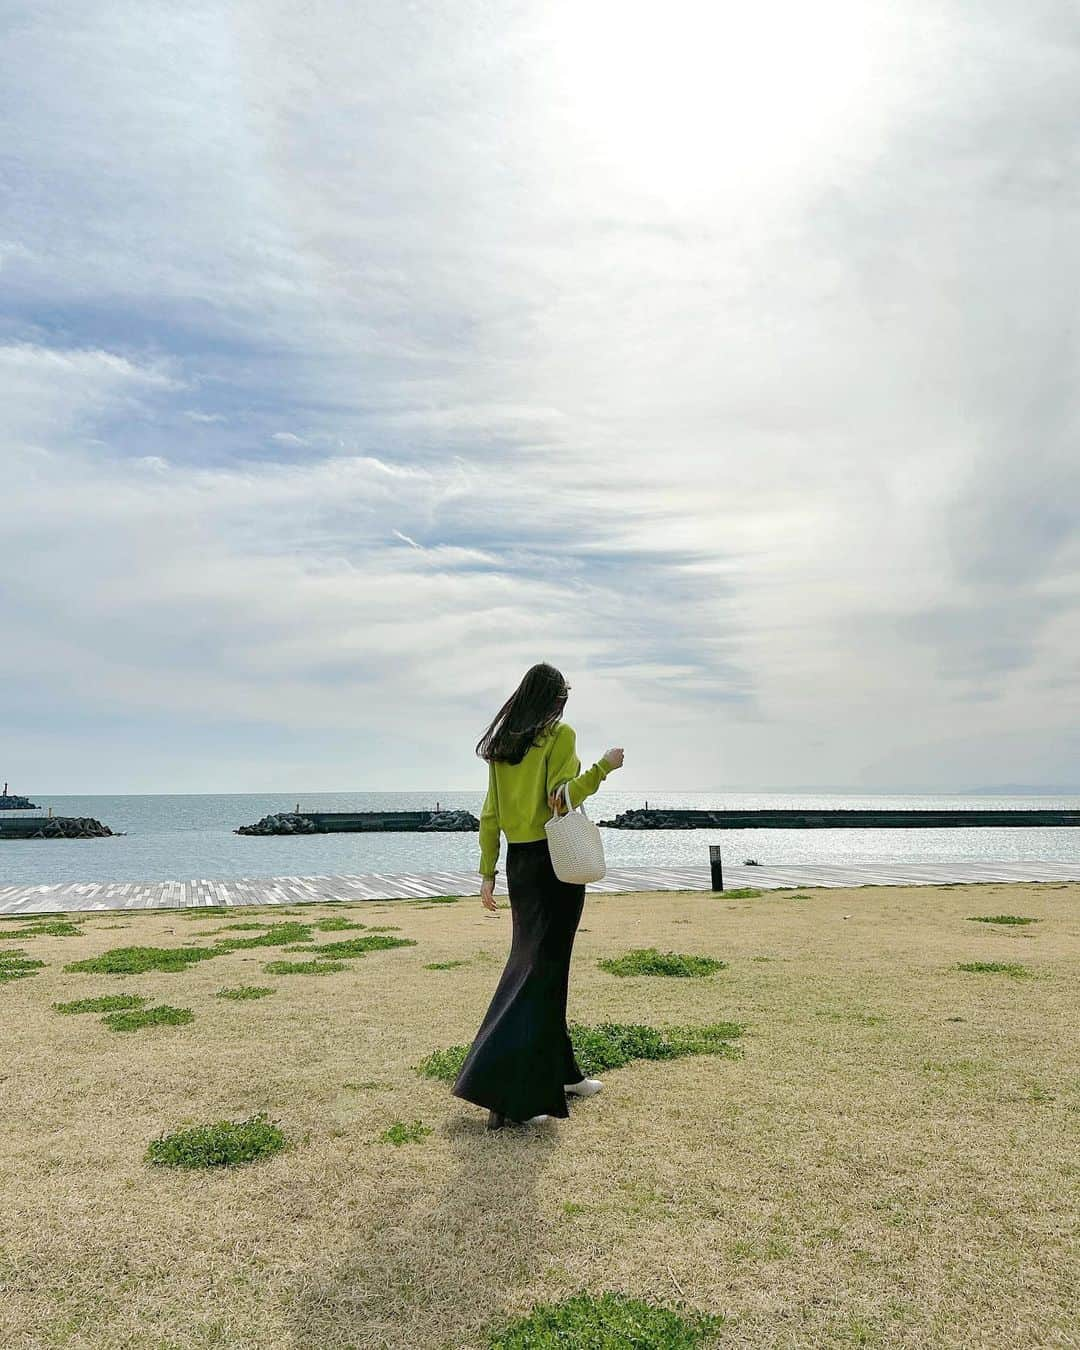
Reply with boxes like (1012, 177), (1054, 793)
(596, 808), (1080, 829)
(236, 809), (479, 835)
(0, 816), (115, 839)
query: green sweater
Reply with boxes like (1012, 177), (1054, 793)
(478, 721), (614, 878)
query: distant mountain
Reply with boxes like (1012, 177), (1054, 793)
(960, 784), (1080, 796)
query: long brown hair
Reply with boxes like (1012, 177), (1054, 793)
(475, 663), (569, 764)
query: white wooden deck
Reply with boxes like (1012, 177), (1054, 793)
(1, 860), (1078, 915)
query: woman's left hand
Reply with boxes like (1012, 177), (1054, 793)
(480, 875), (498, 912)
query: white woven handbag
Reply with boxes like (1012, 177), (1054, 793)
(545, 780), (607, 883)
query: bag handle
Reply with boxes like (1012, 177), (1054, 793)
(548, 780), (578, 822)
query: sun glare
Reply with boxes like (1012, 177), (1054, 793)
(548, 0), (903, 209)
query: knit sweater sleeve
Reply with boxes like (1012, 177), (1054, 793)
(477, 759), (501, 878)
(546, 723), (613, 810)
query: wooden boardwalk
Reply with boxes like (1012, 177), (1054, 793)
(1, 860), (1078, 915)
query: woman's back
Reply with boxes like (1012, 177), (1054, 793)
(478, 721), (615, 876)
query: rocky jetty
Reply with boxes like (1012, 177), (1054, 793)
(597, 808), (693, 829)
(26, 817), (113, 839)
(417, 809), (479, 831)
(236, 812), (319, 836)
(0, 789), (36, 811)
(235, 809), (480, 835)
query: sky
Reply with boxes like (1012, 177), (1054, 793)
(2, 0), (1078, 795)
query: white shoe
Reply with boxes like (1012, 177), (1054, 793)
(525, 1113), (552, 1124)
(564, 1078), (602, 1096)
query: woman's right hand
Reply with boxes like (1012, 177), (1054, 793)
(604, 746), (625, 769)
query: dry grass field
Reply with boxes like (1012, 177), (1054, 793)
(2, 880), (1078, 1349)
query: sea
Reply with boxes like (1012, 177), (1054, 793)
(2, 790), (1079, 887)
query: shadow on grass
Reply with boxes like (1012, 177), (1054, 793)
(284, 1020), (742, 1345)
(282, 1115), (560, 1349)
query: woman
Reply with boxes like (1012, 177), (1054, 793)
(451, 662), (624, 1131)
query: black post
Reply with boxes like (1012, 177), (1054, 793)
(709, 844), (723, 892)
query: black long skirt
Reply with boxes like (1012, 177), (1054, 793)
(451, 837), (587, 1121)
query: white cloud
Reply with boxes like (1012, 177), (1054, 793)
(2, 1), (1078, 790)
(0, 342), (184, 442)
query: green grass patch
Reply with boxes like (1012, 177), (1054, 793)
(486, 1290), (725, 1348)
(145, 1112), (287, 1168)
(956, 961), (1032, 978)
(714, 887), (764, 899)
(0, 910), (70, 921)
(417, 1044), (474, 1081)
(0, 919), (82, 939)
(0, 951), (45, 982)
(406, 894), (463, 905)
(306, 935), (418, 959)
(64, 945), (221, 975)
(966, 915), (1040, 926)
(61, 924), (356, 977)
(53, 994), (148, 1015)
(424, 959), (469, 970)
(216, 985), (275, 1000)
(597, 948), (727, 978)
(262, 959), (348, 976)
(418, 1018), (744, 1083)
(366, 925), (402, 932)
(102, 1005), (194, 1032)
(379, 1119), (432, 1145)
(313, 916), (366, 931)
(210, 921), (316, 950)
(626, 1021), (744, 1060)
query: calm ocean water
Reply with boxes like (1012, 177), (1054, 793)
(2, 790), (1079, 886)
